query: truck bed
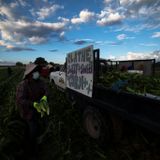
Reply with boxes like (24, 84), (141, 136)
(93, 84), (160, 134)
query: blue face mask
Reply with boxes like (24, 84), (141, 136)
(32, 71), (40, 80)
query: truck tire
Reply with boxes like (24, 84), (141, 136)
(83, 106), (112, 143)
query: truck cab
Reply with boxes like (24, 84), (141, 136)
(50, 64), (66, 90)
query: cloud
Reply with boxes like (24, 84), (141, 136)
(105, 41), (123, 46)
(0, 40), (35, 52)
(0, 4), (17, 20)
(115, 50), (160, 62)
(115, 22), (160, 33)
(97, 11), (124, 26)
(152, 32), (160, 38)
(28, 36), (47, 44)
(49, 49), (58, 52)
(139, 43), (158, 47)
(71, 9), (95, 24)
(73, 39), (94, 45)
(0, 20), (69, 45)
(117, 34), (135, 40)
(117, 34), (126, 40)
(5, 46), (36, 52)
(0, 1), (70, 50)
(120, 0), (160, 27)
(18, 0), (28, 7)
(0, 40), (6, 46)
(31, 4), (64, 20)
(98, 0), (160, 29)
(10, 2), (19, 8)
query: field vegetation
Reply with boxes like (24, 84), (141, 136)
(0, 67), (160, 160)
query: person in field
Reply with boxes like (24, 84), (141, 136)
(16, 63), (49, 159)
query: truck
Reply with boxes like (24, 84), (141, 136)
(50, 45), (160, 143)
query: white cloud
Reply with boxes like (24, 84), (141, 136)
(0, 40), (13, 49)
(117, 34), (126, 40)
(60, 31), (65, 38)
(104, 0), (112, 4)
(71, 9), (95, 24)
(28, 36), (47, 44)
(117, 33), (135, 40)
(18, 0), (28, 7)
(58, 17), (70, 23)
(10, 2), (19, 8)
(34, 4), (64, 20)
(97, 11), (124, 26)
(115, 50), (160, 62)
(0, 5), (15, 20)
(99, 0), (160, 29)
(140, 43), (158, 47)
(152, 32), (160, 38)
(0, 40), (6, 46)
(0, 20), (69, 45)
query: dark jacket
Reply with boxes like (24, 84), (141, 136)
(16, 79), (48, 120)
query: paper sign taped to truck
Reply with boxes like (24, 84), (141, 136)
(66, 45), (94, 97)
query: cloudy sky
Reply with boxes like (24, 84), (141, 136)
(0, 0), (160, 64)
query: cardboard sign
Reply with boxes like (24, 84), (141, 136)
(119, 60), (153, 75)
(66, 45), (94, 97)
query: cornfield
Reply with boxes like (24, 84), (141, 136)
(0, 67), (160, 160)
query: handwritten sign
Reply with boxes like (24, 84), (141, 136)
(66, 45), (94, 97)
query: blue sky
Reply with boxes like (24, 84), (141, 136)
(0, 0), (160, 64)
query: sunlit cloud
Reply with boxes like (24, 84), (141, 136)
(31, 4), (64, 20)
(152, 32), (160, 38)
(71, 9), (95, 24)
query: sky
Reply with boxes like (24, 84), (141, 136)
(0, 0), (160, 64)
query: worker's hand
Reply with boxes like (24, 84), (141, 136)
(33, 96), (50, 117)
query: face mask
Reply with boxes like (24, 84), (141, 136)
(32, 71), (40, 80)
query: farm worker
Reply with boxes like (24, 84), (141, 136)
(16, 63), (49, 158)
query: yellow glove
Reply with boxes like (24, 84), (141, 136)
(33, 96), (50, 117)
(41, 95), (47, 102)
(40, 96), (50, 115)
(33, 102), (41, 113)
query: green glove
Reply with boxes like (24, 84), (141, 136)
(41, 95), (47, 102)
(33, 102), (41, 113)
(40, 95), (50, 115)
(33, 96), (50, 117)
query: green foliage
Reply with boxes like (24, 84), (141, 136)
(16, 62), (23, 66)
(34, 57), (48, 66)
(99, 71), (160, 96)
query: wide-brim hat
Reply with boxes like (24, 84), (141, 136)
(23, 63), (37, 79)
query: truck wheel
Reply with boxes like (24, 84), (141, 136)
(83, 106), (112, 143)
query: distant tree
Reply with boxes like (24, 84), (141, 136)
(49, 62), (54, 66)
(16, 62), (23, 66)
(34, 57), (47, 66)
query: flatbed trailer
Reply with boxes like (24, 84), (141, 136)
(65, 46), (160, 141)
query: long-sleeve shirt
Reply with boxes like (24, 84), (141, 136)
(16, 79), (48, 120)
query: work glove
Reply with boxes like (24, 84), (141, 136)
(33, 95), (50, 118)
(40, 95), (50, 116)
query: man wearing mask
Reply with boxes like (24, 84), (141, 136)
(16, 63), (49, 159)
